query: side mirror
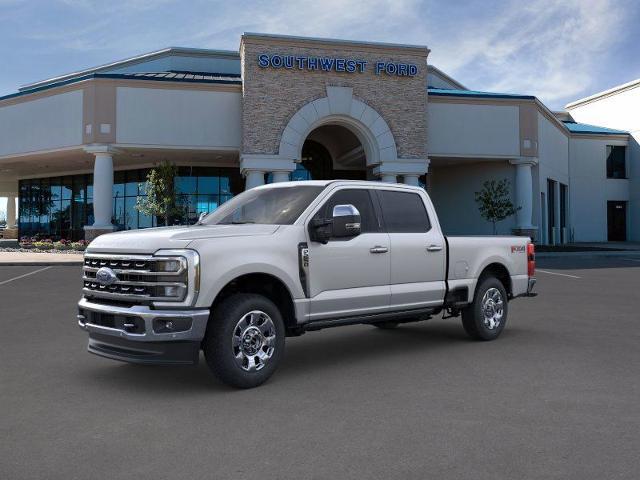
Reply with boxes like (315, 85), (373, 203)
(309, 218), (332, 244)
(331, 204), (361, 238)
(197, 211), (208, 224)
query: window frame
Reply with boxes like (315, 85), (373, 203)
(374, 188), (432, 234)
(306, 187), (383, 240)
(606, 145), (627, 179)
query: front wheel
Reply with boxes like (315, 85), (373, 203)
(461, 276), (508, 341)
(203, 293), (285, 388)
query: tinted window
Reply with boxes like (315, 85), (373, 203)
(315, 189), (379, 233)
(203, 185), (324, 225)
(378, 190), (431, 233)
(606, 145), (626, 179)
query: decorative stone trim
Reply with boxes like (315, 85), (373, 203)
(278, 86), (398, 167)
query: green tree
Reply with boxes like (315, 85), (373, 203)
(135, 161), (182, 226)
(474, 179), (520, 235)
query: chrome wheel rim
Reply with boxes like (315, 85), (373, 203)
(232, 310), (276, 372)
(481, 288), (504, 330)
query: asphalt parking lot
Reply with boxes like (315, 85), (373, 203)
(1, 257), (639, 479)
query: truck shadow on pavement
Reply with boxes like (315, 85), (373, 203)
(81, 320), (529, 392)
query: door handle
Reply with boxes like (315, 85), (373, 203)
(370, 246), (389, 254)
(427, 244), (443, 252)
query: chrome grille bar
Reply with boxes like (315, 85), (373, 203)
(82, 253), (188, 304)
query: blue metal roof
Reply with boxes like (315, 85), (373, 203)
(428, 87), (535, 100)
(0, 71), (242, 102)
(562, 121), (628, 135)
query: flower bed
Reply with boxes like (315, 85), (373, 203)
(17, 237), (88, 252)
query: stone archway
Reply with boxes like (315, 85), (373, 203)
(278, 86), (398, 169)
(240, 85), (429, 188)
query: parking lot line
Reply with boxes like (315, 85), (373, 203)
(536, 269), (581, 279)
(623, 258), (640, 262)
(0, 266), (52, 286)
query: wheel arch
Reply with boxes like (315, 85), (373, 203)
(210, 272), (298, 333)
(476, 262), (513, 298)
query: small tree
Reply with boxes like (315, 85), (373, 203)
(474, 179), (520, 235)
(136, 161), (182, 226)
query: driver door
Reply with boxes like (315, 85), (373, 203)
(305, 188), (391, 321)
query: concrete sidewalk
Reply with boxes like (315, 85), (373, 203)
(0, 251), (83, 266)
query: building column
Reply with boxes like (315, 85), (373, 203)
(244, 170), (265, 190)
(84, 145), (117, 241)
(402, 174), (420, 187)
(380, 174), (397, 183)
(6, 195), (17, 229)
(374, 159), (429, 186)
(510, 157), (538, 239)
(240, 154), (296, 191)
(271, 171), (290, 183)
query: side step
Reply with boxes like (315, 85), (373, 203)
(301, 308), (437, 332)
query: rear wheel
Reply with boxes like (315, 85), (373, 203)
(203, 293), (285, 388)
(461, 276), (508, 341)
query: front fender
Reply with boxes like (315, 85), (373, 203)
(195, 262), (303, 309)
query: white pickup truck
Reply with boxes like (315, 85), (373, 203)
(78, 180), (536, 388)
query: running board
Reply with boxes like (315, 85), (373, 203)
(301, 308), (437, 332)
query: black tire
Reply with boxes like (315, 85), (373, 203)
(461, 276), (508, 341)
(203, 293), (285, 388)
(372, 321), (399, 329)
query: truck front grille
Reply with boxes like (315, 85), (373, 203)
(83, 254), (188, 304)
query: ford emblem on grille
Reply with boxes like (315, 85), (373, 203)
(95, 267), (118, 286)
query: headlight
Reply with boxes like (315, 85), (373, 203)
(152, 249), (200, 308)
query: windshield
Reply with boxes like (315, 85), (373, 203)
(200, 185), (325, 225)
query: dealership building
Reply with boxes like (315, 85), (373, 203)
(0, 33), (637, 243)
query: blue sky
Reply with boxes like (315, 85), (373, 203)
(1, 0), (639, 109)
(1, 0), (639, 215)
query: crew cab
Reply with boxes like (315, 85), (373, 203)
(78, 180), (536, 388)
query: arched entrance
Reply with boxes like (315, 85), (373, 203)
(299, 124), (368, 181)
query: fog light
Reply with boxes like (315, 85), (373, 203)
(153, 317), (192, 333)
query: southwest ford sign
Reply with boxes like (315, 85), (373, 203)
(257, 54), (418, 77)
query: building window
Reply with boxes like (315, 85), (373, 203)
(606, 146), (626, 179)
(18, 166), (243, 240)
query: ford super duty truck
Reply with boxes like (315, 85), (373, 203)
(78, 180), (536, 388)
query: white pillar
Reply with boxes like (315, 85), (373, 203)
(380, 174), (397, 183)
(84, 146), (117, 238)
(92, 152), (114, 228)
(403, 174), (420, 187)
(6, 195), (17, 229)
(245, 170), (265, 190)
(271, 171), (290, 183)
(510, 158), (537, 230)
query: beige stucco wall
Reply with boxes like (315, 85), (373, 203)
(116, 86), (242, 148)
(0, 90), (83, 157)
(240, 35), (428, 160)
(427, 101), (520, 157)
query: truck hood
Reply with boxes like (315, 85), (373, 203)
(86, 224), (280, 254)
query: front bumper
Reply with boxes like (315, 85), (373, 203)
(77, 297), (210, 365)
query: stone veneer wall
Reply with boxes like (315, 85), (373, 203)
(240, 36), (429, 160)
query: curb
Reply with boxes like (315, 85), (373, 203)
(537, 251), (640, 258)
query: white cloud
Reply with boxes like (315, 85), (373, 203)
(427, 0), (628, 107)
(2, 0), (635, 109)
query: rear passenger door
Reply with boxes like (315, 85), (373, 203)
(376, 189), (446, 309)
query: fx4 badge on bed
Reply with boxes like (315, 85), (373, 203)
(511, 245), (526, 253)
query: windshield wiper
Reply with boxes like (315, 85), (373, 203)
(230, 220), (255, 224)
